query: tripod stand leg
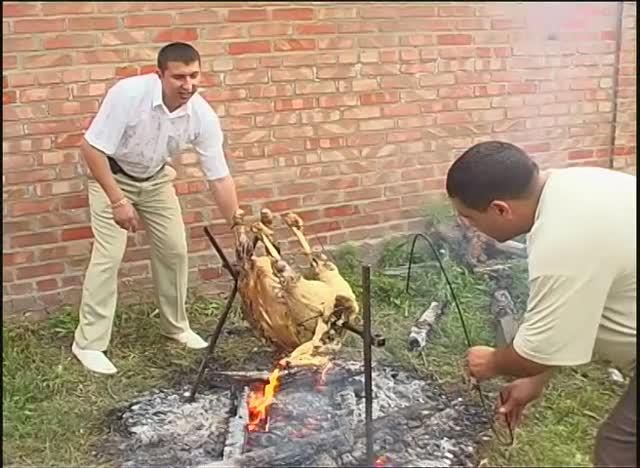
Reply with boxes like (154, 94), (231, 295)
(186, 279), (238, 402)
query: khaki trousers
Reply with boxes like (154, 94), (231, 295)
(74, 166), (190, 351)
(594, 371), (637, 467)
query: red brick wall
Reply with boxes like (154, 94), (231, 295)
(3, 2), (637, 317)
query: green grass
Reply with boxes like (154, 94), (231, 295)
(3, 211), (627, 466)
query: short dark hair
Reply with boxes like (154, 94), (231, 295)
(157, 42), (201, 71)
(445, 141), (539, 211)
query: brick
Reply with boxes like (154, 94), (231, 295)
(229, 40), (271, 55)
(69, 16), (119, 31)
(4, 55), (17, 69)
(4, 37), (40, 52)
(9, 199), (57, 217)
(569, 150), (594, 160)
(224, 70), (269, 86)
(319, 94), (358, 107)
(22, 53), (72, 69)
(380, 75), (417, 89)
(48, 100), (99, 116)
(317, 121), (358, 136)
(419, 74), (455, 86)
(42, 2), (94, 14)
(295, 81), (336, 94)
(438, 5), (476, 16)
(343, 106), (381, 119)
(3, 3), (41, 16)
(227, 9), (267, 22)
(295, 23), (337, 35)
(456, 71), (490, 84)
(339, 23), (378, 34)
(437, 112), (473, 124)
(398, 6), (437, 17)
(228, 101), (272, 116)
(5, 169), (57, 184)
(3, 251), (35, 267)
(248, 84), (292, 99)
(100, 31), (147, 46)
(439, 86), (474, 98)
(124, 14), (171, 28)
(14, 18), (66, 33)
(457, 98), (491, 110)
(359, 6), (399, 18)
(24, 119), (83, 136)
(272, 8), (314, 21)
(61, 227), (93, 242)
(4, 90), (17, 104)
(274, 39), (316, 52)
(249, 23), (292, 37)
(175, 10), (222, 25)
(16, 262), (65, 281)
(153, 28), (198, 43)
(402, 63), (437, 74)
(44, 33), (96, 50)
(437, 34), (473, 45)
(319, 38), (354, 50)
(317, 66), (357, 79)
(271, 67), (314, 81)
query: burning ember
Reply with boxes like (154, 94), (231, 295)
(246, 367), (281, 432)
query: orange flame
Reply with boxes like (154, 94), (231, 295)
(375, 456), (387, 467)
(247, 367), (281, 432)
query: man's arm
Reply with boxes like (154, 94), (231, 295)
(208, 176), (239, 226)
(81, 138), (125, 204)
(492, 343), (553, 378)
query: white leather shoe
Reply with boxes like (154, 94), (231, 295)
(164, 329), (208, 349)
(71, 341), (117, 375)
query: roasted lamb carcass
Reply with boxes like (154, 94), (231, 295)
(231, 208), (359, 368)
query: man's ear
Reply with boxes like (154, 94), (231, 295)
(489, 200), (512, 217)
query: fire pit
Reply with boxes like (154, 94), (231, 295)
(103, 360), (491, 468)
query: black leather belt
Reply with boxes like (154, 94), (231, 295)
(107, 156), (166, 182)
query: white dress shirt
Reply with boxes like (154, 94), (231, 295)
(84, 73), (229, 180)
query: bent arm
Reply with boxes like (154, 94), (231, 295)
(208, 175), (239, 226)
(81, 138), (125, 204)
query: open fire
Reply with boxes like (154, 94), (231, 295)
(108, 361), (489, 467)
(246, 366), (281, 432)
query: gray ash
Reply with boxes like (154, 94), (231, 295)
(101, 361), (491, 467)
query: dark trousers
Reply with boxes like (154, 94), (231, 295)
(594, 371), (637, 467)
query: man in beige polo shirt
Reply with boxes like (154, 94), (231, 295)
(72, 42), (239, 375)
(446, 141), (636, 467)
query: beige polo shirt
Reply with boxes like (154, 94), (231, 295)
(513, 167), (636, 375)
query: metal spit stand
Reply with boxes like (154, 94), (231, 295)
(187, 227), (385, 410)
(362, 264), (375, 467)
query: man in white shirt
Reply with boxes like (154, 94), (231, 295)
(72, 42), (239, 375)
(446, 141), (636, 467)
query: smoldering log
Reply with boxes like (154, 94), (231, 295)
(199, 401), (442, 468)
(491, 289), (521, 347)
(408, 302), (442, 352)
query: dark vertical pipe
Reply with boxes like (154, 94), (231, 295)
(362, 264), (374, 466)
(608, 1), (625, 169)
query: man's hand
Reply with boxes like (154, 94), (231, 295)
(498, 375), (546, 429)
(465, 345), (498, 381)
(112, 200), (141, 232)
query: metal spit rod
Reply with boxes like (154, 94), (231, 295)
(362, 264), (375, 467)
